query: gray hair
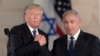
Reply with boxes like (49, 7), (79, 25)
(24, 4), (44, 15)
(62, 10), (81, 19)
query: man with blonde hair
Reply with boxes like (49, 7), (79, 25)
(8, 4), (51, 56)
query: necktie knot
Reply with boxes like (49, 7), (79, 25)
(33, 30), (36, 37)
(70, 37), (74, 40)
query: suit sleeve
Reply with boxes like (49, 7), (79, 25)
(8, 29), (41, 56)
(91, 38), (100, 56)
(51, 40), (61, 56)
(40, 46), (52, 56)
(38, 29), (49, 48)
(51, 40), (56, 56)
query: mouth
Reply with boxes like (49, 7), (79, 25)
(67, 28), (73, 31)
(32, 21), (38, 23)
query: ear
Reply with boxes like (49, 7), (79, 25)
(79, 18), (82, 24)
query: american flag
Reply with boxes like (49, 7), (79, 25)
(54, 0), (72, 36)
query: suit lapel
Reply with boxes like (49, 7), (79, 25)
(38, 29), (42, 34)
(73, 31), (85, 56)
(22, 23), (33, 44)
(61, 35), (68, 56)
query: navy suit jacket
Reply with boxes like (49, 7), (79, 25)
(7, 23), (51, 56)
(51, 31), (100, 56)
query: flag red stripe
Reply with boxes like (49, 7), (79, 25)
(56, 24), (64, 36)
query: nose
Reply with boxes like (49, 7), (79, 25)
(67, 22), (72, 27)
(33, 15), (38, 19)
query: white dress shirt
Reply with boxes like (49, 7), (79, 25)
(27, 24), (39, 36)
(67, 29), (81, 49)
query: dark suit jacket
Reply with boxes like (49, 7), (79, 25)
(51, 31), (100, 56)
(7, 23), (52, 56)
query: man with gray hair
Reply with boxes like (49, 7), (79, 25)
(51, 10), (100, 56)
(7, 4), (52, 56)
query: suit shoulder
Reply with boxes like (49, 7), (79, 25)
(83, 31), (98, 39)
(54, 35), (67, 42)
(10, 23), (26, 33)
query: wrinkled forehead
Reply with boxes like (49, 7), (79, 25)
(62, 10), (81, 20)
(63, 13), (79, 20)
(63, 13), (80, 20)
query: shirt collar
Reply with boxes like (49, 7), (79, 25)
(67, 29), (81, 40)
(27, 24), (39, 35)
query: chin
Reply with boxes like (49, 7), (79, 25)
(68, 32), (74, 35)
(31, 25), (38, 28)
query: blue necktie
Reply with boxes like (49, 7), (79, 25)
(68, 37), (74, 56)
(33, 30), (36, 37)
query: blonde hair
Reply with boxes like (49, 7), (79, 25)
(24, 4), (43, 15)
